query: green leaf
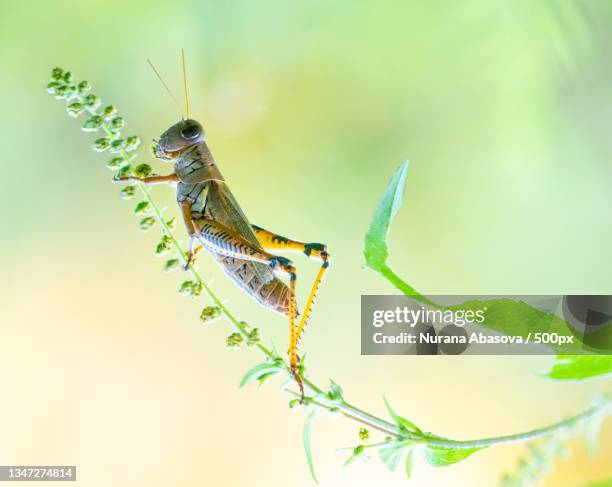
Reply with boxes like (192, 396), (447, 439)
(83, 94), (100, 109)
(77, 80), (91, 94)
(114, 164), (132, 179)
(92, 137), (111, 152)
(255, 372), (278, 385)
(303, 410), (319, 484)
(199, 306), (221, 324)
(343, 445), (366, 467)
(238, 360), (283, 388)
(166, 216), (177, 230)
(585, 412), (605, 456)
(178, 280), (196, 295)
(421, 445), (485, 467)
(364, 165), (612, 347)
(379, 442), (405, 471)
(66, 102), (84, 117)
(125, 135), (141, 151)
(82, 115), (103, 132)
(383, 397), (421, 434)
(133, 163), (152, 178)
(102, 105), (118, 119)
(364, 161), (409, 272)
(139, 216), (156, 231)
(50, 67), (63, 80)
(404, 448), (415, 478)
(543, 355), (612, 380)
(328, 380), (344, 402)
(164, 259), (180, 272)
(363, 163), (436, 305)
(447, 299), (603, 354)
(134, 201), (150, 215)
(119, 185), (136, 200)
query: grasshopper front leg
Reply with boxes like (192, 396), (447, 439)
(113, 173), (179, 185)
(180, 201), (201, 271)
(114, 174), (199, 268)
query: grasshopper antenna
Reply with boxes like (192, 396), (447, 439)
(147, 58), (184, 119)
(181, 48), (189, 119)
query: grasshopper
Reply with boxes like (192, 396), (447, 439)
(116, 54), (330, 398)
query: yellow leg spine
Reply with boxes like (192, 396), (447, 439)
(295, 253), (330, 344)
(287, 274), (304, 401)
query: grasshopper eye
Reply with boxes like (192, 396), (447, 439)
(181, 125), (200, 139)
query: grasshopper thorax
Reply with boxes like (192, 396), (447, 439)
(155, 119), (205, 160)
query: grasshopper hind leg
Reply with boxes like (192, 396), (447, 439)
(253, 225), (331, 402)
(252, 225), (331, 347)
(212, 255), (298, 316)
(192, 218), (305, 400)
(269, 256), (304, 400)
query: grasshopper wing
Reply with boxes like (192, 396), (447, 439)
(203, 181), (294, 314)
(204, 181), (274, 283)
(205, 181), (289, 314)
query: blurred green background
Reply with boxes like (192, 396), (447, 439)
(0, 1), (610, 486)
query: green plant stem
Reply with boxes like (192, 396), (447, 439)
(74, 89), (610, 454)
(379, 263), (417, 296)
(379, 263), (439, 308)
(418, 400), (610, 449)
(293, 381), (611, 449)
(299, 378), (400, 436)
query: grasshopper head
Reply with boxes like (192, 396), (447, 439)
(155, 119), (205, 160)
